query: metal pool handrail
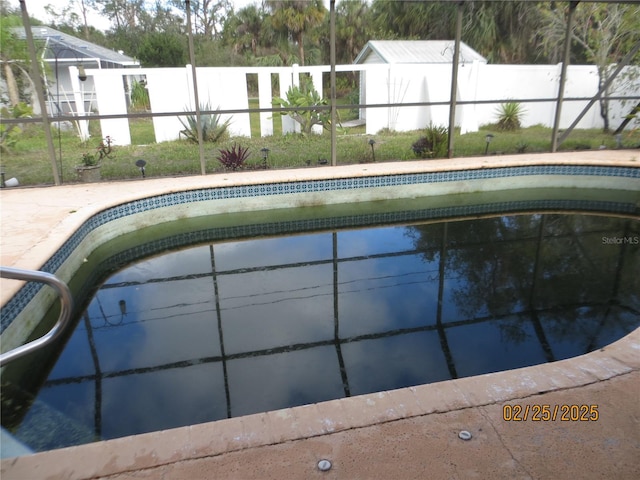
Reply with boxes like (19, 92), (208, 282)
(0, 267), (74, 367)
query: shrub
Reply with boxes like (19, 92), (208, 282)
(179, 102), (231, 143)
(130, 80), (150, 111)
(516, 141), (528, 153)
(412, 123), (449, 159)
(217, 143), (250, 171)
(0, 102), (33, 153)
(495, 102), (525, 131)
(80, 136), (115, 166)
(272, 79), (330, 135)
(81, 152), (98, 166)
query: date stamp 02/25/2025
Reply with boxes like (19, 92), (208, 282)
(502, 404), (599, 422)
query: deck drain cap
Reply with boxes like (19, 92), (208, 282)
(458, 430), (472, 441)
(318, 459), (332, 471)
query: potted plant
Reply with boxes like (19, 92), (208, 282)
(76, 136), (114, 182)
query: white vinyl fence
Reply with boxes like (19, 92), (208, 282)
(81, 63), (639, 146)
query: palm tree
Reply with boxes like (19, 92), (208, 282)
(227, 4), (263, 56)
(370, 0), (452, 40)
(266, 0), (326, 66)
(335, 0), (371, 64)
(461, 1), (543, 64)
(368, 0), (542, 64)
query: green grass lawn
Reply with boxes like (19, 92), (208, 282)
(2, 114), (637, 186)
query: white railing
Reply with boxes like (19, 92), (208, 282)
(0, 267), (74, 367)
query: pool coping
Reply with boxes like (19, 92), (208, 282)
(1, 150), (639, 478)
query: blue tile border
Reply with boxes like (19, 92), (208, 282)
(1, 164), (639, 333)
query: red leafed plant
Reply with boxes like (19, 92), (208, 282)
(217, 143), (250, 171)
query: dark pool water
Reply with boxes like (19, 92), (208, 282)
(2, 208), (639, 451)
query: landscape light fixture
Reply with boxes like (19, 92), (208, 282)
(368, 138), (376, 162)
(484, 134), (494, 155)
(260, 147), (270, 168)
(135, 159), (146, 178)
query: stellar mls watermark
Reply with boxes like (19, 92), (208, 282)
(602, 236), (639, 245)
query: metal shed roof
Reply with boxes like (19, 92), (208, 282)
(13, 26), (139, 67)
(354, 40), (487, 65)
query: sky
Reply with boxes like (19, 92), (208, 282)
(13, 0), (272, 32)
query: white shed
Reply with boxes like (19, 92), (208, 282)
(354, 40), (487, 66)
(353, 40), (486, 134)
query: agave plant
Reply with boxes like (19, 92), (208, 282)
(217, 143), (250, 171)
(495, 102), (526, 131)
(179, 102), (232, 143)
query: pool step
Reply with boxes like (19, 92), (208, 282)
(1, 427), (33, 458)
(1, 382), (96, 456)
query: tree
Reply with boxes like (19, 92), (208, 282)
(147, 0), (185, 35)
(223, 4), (264, 57)
(368, 0), (543, 64)
(93, 0), (146, 30)
(539, 2), (640, 132)
(138, 31), (187, 66)
(77, 0), (95, 39)
(369, 0), (453, 40)
(461, 1), (543, 64)
(334, 0), (371, 64)
(45, 0), (97, 40)
(266, 0), (326, 66)
(171, 0), (231, 38)
(252, 7), (296, 66)
(0, 14), (32, 107)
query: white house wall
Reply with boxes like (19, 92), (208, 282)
(68, 66), (90, 141)
(364, 63), (482, 135)
(363, 65), (391, 134)
(422, 64), (454, 131)
(458, 60), (481, 134)
(388, 65), (430, 132)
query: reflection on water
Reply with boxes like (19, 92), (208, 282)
(3, 212), (639, 451)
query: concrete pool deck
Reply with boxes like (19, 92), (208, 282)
(1, 150), (639, 479)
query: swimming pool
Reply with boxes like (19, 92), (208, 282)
(1, 187), (639, 452)
(1, 155), (639, 461)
